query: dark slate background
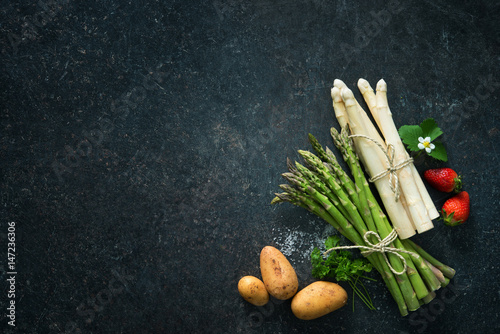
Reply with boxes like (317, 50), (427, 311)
(1, 0), (499, 333)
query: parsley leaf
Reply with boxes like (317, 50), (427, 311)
(311, 248), (330, 278)
(324, 235), (340, 249)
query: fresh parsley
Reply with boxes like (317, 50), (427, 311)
(398, 118), (448, 161)
(311, 235), (376, 311)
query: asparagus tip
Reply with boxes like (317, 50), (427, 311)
(270, 196), (281, 204)
(357, 78), (372, 93)
(333, 79), (346, 89)
(340, 87), (355, 103)
(297, 149), (309, 156)
(331, 86), (342, 102)
(376, 79), (387, 91)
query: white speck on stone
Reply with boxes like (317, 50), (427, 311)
(272, 222), (337, 262)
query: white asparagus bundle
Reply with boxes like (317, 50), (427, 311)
(330, 78), (439, 238)
(331, 80), (417, 239)
(357, 79), (440, 222)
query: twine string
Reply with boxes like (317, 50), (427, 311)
(323, 229), (418, 276)
(348, 134), (413, 202)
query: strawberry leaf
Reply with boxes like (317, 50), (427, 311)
(428, 141), (448, 162)
(420, 118), (443, 141)
(398, 125), (423, 152)
(399, 118), (448, 161)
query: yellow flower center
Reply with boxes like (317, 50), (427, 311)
(422, 140), (431, 148)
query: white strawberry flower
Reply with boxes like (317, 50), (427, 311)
(418, 136), (435, 153)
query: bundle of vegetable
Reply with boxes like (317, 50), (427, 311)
(271, 130), (455, 316)
(334, 79), (440, 238)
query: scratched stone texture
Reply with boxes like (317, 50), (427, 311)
(0, 0), (499, 333)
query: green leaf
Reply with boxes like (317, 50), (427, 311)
(420, 118), (443, 141)
(398, 125), (423, 152)
(399, 118), (448, 161)
(311, 248), (330, 279)
(428, 141), (448, 162)
(324, 235), (340, 249)
(311, 247), (322, 264)
(349, 258), (373, 276)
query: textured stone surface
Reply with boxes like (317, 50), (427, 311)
(1, 0), (499, 333)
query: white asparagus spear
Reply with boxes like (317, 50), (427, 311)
(357, 79), (380, 127)
(331, 86), (349, 129)
(373, 79), (434, 233)
(339, 86), (416, 239)
(357, 79), (439, 220)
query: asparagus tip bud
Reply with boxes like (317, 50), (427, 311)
(330, 127), (340, 138)
(340, 87), (355, 105)
(270, 196), (281, 204)
(376, 79), (387, 91)
(357, 78), (372, 93)
(331, 86), (342, 102)
(286, 157), (297, 173)
(308, 133), (320, 147)
(333, 79), (346, 89)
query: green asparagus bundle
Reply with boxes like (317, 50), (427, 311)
(271, 129), (455, 316)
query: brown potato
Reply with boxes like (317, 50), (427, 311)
(260, 246), (298, 300)
(291, 281), (348, 320)
(238, 276), (269, 306)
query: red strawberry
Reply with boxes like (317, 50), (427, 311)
(423, 168), (462, 193)
(441, 191), (470, 226)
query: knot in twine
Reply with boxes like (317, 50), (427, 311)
(324, 230), (417, 276)
(349, 134), (413, 202)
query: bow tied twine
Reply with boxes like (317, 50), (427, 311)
(324, 229), (418, 275)
(349, 134), (413, 202)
